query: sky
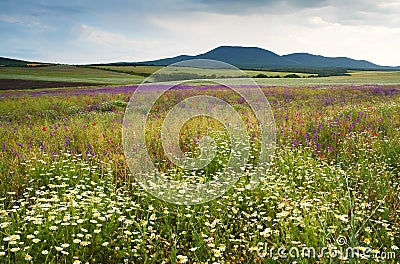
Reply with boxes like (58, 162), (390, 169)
(0, 0), (399, 66)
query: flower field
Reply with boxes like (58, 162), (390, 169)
(0, 84), (399, 263)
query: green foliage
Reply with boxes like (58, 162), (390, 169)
(268, 67), (350, 76)
(0, 84), (399, 263)
(283, 73), (301, 78)
(0, 66), (144, 85)
(0, 57), (31, 67)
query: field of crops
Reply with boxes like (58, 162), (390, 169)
(0, 66), (144, 86)
(2, 66), (400, 89)
(0, 80), (399, 263)
(92, 65), (313, 78)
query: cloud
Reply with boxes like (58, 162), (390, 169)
(4, 48), (43, 60)
(147, 8), (400, 66)
(0, 14), (51, 30)
(180, 0), (400, 28)
(74, 24), (178, 63)
(36, 3), (84, 15)
(0, 0), (399, 65)
(79, 24), (134, 47)
(318, 0), (400, 27)
(192, 0), (330, 14)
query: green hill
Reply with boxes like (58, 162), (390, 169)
(137, 46), (400, 70)
(0, 57), (45, 67)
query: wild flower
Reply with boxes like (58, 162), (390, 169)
(0, 85), (398, 263)
(213, 249), (222, 257)
(176, 255), (188, 263)
(80, 241), (91, 246)
(149, 213), (156, 221)
(10, 248), (20, 253)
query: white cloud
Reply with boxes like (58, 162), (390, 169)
(0, 14), (51, 30)
(145, 9), (400, 66)
(72, 24), (179, 63)
(1, 0), (399, 65)
(79, 24), (135, 47)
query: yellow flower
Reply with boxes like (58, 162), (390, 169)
(80, 241), (91, 246)
(176, 255), (188, 263)
(364, 238), (371, 244)
(10, 235), (20, 241)
(213, 249), (222, 257)
(149, 213), (156, 221)
(55, 247), (63, 252)
(249, 246), (259, 252)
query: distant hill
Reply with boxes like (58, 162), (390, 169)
(141, 46), (300, 68)
(135, 46), (399, 70)
(282, 53), (382, 69)
(2, 46), (400, 70)
(0, 57), (30, 67)
(0, 57), (46, 67)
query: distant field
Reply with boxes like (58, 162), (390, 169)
(349, 70), (400, 79)
(253, 70), (400, 86)
(94, 65), (313, 77)
(94, 65), (163, 76)
(0, 65), (399, 90)
(94, 65), (249, 79)
(0, 66), (144, 86)
(0, 79), (102, 90)
(79, 66), (400, 85)
(244, 69), (313, 77)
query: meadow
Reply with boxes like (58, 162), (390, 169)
(0, 66), (143, 86)
(1, 66), (400, 88)
(0, 68), (399, 263)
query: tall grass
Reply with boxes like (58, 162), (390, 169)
(0, 84), (399, 263)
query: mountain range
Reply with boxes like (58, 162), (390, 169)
(136, 46), (399, 70)
(1, 46), (399, 70)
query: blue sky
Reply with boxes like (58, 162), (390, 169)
(1, 0), (399, 65)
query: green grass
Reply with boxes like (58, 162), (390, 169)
(0, 66), (144, 85)
(349, 70), (400, 79)
(243, 69), (312, 77)
(253, 74), (400, 85)
(93, 65), (163, 76)
(0, 84), (399, 263)
(1, 65), (400, 88)
(94, 66), (312, 78)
